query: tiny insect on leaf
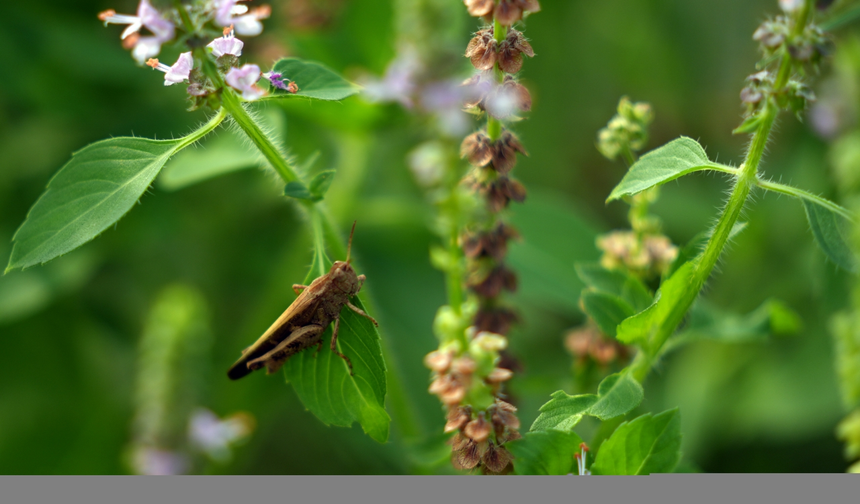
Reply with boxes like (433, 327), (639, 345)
(227, 221), (378, 380)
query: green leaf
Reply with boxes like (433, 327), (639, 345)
(309, 170), (336, 199)
(591, 409), (682, 475)
(284, 182), (314, 201)
(8, 137), (183, 272)
(617, 261), (695, 345)
(283, 251), (389, 443)
(531, 372), (644, 431)
(581, 291), (635, 337)
(508, 430), (584, 475)
(606, 137), (737, 202)
(266, 58), (360, 101)
(676, 298), (801, 344)
(756, 178), (857, 272)
(576, 263), (653, 312)
(6, 112), (224, 272)
(803, 200), (856, 272)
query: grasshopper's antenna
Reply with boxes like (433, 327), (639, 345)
(346, 220), (357, 264)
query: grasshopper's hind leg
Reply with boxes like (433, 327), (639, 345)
(247, 324), (323, 374)
(329, 313), (354, 375)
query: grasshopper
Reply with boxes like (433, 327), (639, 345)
(227, 223), (377, 380)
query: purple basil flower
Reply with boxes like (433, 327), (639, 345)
(226, 64), (266, 100)
(146, 52), (193, 86)
(213, 0), (271, 37)
(208, 28), (244, 58)
(98, 0), (175, 63)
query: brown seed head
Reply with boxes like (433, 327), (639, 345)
(475, 305), (519, 334)
(424, 350), (454, 373)
(466, 28), (498, 71)
(464, 0), (495, 17)
(487, 367), (514, 383)
(464, 413), (493, 442)
(451, 356), (478, 376)
(461, 131), (494, 167)
(445, 406), (472, 433)
(469, 264), (518, 298)
(482, 442), (514, 474)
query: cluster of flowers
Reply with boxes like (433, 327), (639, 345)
(425, 330), (519, 473)
(741, 1), (834, 122)
(98, 0), (296, 108)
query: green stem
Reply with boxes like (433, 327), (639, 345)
(629, 4), (818, 383)
(178, 108), (227, 149)
(630, 102), (778, 383)
(220, 89), (300, 184)
(486, 17), (508, 141)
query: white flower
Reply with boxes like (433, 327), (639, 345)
(226, 64), (266, 100)
(213, 0), (271, 37)
(208, 27), (244, 58)
(146, 52), (193, 86)
(98, 0), (175, 63)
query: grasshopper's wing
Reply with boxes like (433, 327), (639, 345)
(227, 287), (323, 380)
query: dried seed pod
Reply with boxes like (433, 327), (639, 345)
(424, 350), (454, 372)
(481, 177), (527, 212)
(495, 0), (523, 25)
(464, 0), (495, 17)
(469, 264), (518, 298)
(461, 131), (494, 166)
(466, 29), (497, 71)
(461, 223), (520, 261)
(485, 77), (532, 119)
(449, 431), (470, 451)
(445, 405), (472, 433)
(491, 129), (528, 174)
(451, 356), (477, 375)
(486, 367), (514, 383)
(498, 29), (534, 74)
(464, 413), (493, 442)
(492, 407), (521, 431)
(474, 305), (519, 334)
(482, 442), (513, 474)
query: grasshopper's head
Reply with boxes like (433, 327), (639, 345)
(329, 260), (361, 295)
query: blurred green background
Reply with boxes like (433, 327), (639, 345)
(0, 0), (856, 473)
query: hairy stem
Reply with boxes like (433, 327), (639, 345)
(486, 17), (508, 141)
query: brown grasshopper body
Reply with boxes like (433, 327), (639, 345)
(227, 226), (377, 380)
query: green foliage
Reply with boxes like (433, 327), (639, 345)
(580, 291), (636, 338)
(577, 263), (653, 312)
(508, 429), (584, 475)
(606, 137), (736, 202)
(617, 262), (695, 346)
(282, 250), (389, 443)
(267, 58), (361, 101)
(577, 263), (653, 337)
(591, 409), (682, 475)
(531, 372), (644, 431)
(7, 137), (185, 272)
(756, 178), (856, 272)
(6, 113), (224, 272)
(802, 199), (856, 273)
(676, 298), (801, 344)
